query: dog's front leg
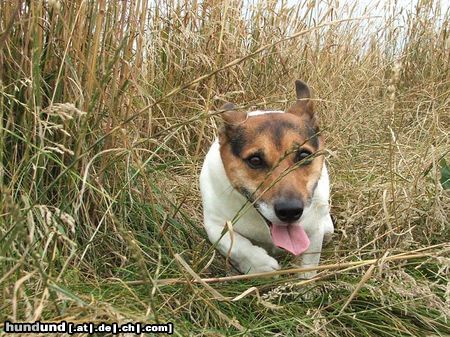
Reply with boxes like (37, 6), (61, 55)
(297, 227), (324, 279)
(296, 213), (333, 279)
(204, 223), (280, 274)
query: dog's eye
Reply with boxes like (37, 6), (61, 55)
(295, 149), (313, 164)
(246, 155), (265, 169)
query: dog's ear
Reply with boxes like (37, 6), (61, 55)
(220, 102), (247, 126)
(218, 103), (247, 145)
(287, 80), (315, 121)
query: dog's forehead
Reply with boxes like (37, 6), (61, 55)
(225, 111), (320, 157)
(248, 112), (314, 144)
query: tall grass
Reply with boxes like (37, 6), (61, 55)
(1, 0), (449, 336)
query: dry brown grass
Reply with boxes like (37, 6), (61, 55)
(0, 0), (449, 336)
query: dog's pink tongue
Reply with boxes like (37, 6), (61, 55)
(271, 224), (310, 256)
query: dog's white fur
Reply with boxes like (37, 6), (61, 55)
(200, 110), (334, 277)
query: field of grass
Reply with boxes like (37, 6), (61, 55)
(1, 0), (449, 336)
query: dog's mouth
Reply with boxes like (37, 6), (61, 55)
(256, 209), (310, 256)
(238, 187), (310, 256)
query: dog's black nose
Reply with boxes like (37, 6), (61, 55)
(274, 199), (303, 222)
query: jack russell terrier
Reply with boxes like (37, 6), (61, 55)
(200, 80), (333, 277)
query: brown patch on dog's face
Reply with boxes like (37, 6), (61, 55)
(218, 81), (324, 213)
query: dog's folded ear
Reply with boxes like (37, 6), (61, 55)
(219, 102), (247, 125)
(287, 80), (315, 121)
(218, 103), (247, 147)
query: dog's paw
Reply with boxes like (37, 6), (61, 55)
(247, 258), (280, 274)
(238, 247), (280, 274)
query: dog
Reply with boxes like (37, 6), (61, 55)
(199, 80), (333, 277)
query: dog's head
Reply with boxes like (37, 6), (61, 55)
(219, 80), (324, 227)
